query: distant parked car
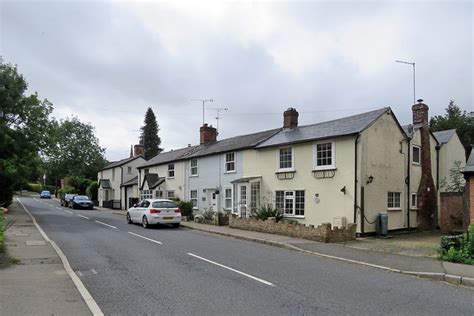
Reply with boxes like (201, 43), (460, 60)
(61, 193), (77, 207)
(40, 190), (51, 199)
(70, 195), (94, 210)
(127, 199), (181, 228)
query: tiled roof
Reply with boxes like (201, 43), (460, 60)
(121, 176), (138, 187)
(138, 129), (279, 168)
(100, 155), (144, 171)
(99, 179), (111, 189)
(140, 173), (165, 190)
(464, 148), (474, 173)
(256, 108), (389, 148)
(433, 129), (456, 144)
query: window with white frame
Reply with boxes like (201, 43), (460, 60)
(412, 146), (421, 165)
(315, 141), (335, 170)
(250, 182), (260, 213)
(387, 192), (401, 209)
(167, 191), (175, 199)
(275, 190), (305, 216)
(140, 190), (152, 200)
(190, 190), (198, 208)
(225, 152), (235, 172)
(155, 190), (163, 198)
(127, 166), (132, 174)
(411, 193), (418, 209)
(279, 147), (293, 170)
(190, 159), (198, 176)
(168, 164), (175, 178)
(225, 188), (232, 210)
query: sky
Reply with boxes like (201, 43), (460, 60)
(1, 0), (472, 161)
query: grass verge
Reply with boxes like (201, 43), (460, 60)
(0, 210), (19, 269)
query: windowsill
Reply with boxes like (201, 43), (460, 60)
(387, 208), (402, 211)
(410, 208), (418, 211)
(283, 215), (305, 219)
(190, 174), (199, 177)
(167, 177), (175, 180)
(224, 170), (236, 174)
(412, 162), (421, 166)
(313, 167), (337, 172)
(276, 168), (295, 173)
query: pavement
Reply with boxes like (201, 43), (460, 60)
(2, 194), (473, 314)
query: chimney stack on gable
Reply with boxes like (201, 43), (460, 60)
(283, 107), (299, 128)
(412, 99), (429, 126)
(200, 124), (217, 145)
(134, 144), (145, 157)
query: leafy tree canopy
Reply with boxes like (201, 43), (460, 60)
(45, 117), (107, 179)
(140, 107), (162, 160)
(430, 101), (474, 159)
(0, 58), (53, 205)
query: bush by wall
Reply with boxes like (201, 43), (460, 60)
(27, 183), (42, 193)
(177, 201), (194, 220)
(86, 181), (98, 201)
(438, 224), (474, 265)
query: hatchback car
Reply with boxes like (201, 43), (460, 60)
(40, 190), (51, 199)
(127, 199), (181, 228)
(70, 195), (94, 210)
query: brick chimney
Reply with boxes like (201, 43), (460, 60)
(412, 99), (429, 125)
(134, 144), (145, 157)
(200, 124), (217, 145)
(283, 107), (299, 128)
(414, 99), (438, 229)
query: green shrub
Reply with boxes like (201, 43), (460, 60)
(177, 201), (194, 219)
(42, 185), (57, 196)
(58, 186), (76, 199)
(0, 174), (14, 207)
(27, 183), (42, 193)
(253, 204), (284, 222)
(69, 175), (93, 195)
(438, 231), (474, 265)
(86, 181), (99, 201)
(203, 210), (216, 221)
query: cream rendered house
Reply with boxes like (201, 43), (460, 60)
(98, 154), (145, 209)
(433, 129), (466, 191)
(241, 107), (409, 234)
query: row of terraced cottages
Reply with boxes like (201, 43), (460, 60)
(98, 100), (466, 234)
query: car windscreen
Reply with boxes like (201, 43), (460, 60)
(75, 196), (89, 200)
(41, 191), (50, 194)
(152, 201), (177, 208)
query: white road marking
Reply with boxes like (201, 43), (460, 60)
(127, 232), (163, 245)
(95, 220), (117, 229)
(77, 214), (90, 220)
(17, 198), (104, 316)
(64, 210), (73, 214)
(187, 253), (275, 287)
(91, 269), (98, 275)
(77, 271), (83, 277)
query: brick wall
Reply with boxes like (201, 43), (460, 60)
(469, 176), (474, 224)
(229, 217), (356, 243)
(439, 192), (464, 233)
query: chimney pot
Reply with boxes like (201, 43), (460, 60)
(133, 144), (145, 157)
(412, 99), (429, 126)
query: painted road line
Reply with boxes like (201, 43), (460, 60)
(187, 253), (275, 287)
(64, 210), (73, 214)
(77, 214), (90, 220)
(17, 198), (104, 316)
(128, 232), (163, 245)
(95, 220), (117, 229)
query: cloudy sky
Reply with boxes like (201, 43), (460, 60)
(1, 1), (472, 161)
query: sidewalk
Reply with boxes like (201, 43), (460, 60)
(0, 200), (96, 316)
(179, 221), (474, 288)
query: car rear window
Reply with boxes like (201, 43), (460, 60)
(152, 201), (177, 208)
(75, 196), (89, 200)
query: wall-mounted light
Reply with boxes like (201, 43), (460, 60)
(340, 186), (346, 194)
(367, 175), (374, 184)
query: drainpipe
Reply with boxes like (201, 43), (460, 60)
(353, 134), (360, 224)
(120, 167), (123, 209)
(436, 145), (440, 190)
(406, 138), (411, 229)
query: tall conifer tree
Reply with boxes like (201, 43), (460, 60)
(140, 107), (161, 160)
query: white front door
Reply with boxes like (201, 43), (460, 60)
(206, 190), (217, 211)
(238, 184), (248, 218)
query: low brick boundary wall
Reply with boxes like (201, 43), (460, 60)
(440, 192), (465, 233)
(229, 217), (356, 243)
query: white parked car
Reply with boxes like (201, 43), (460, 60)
(127, 199), (181, 228)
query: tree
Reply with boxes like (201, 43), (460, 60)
(430, 101), (474, 159)
(0, 58), (53, 206)
(440, 160), (466, 193)
(140, 107), (161, 160)
(45, 117), (107, 181)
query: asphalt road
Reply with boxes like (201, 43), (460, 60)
(20, 196), (474, 315)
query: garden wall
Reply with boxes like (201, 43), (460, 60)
(229, 217), (356, 243)
(439, 192), (466, 233)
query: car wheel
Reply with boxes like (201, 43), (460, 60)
(172, 223), (180, 228)
(127, 213), (132, 224)
(142, 216), (149, 229)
